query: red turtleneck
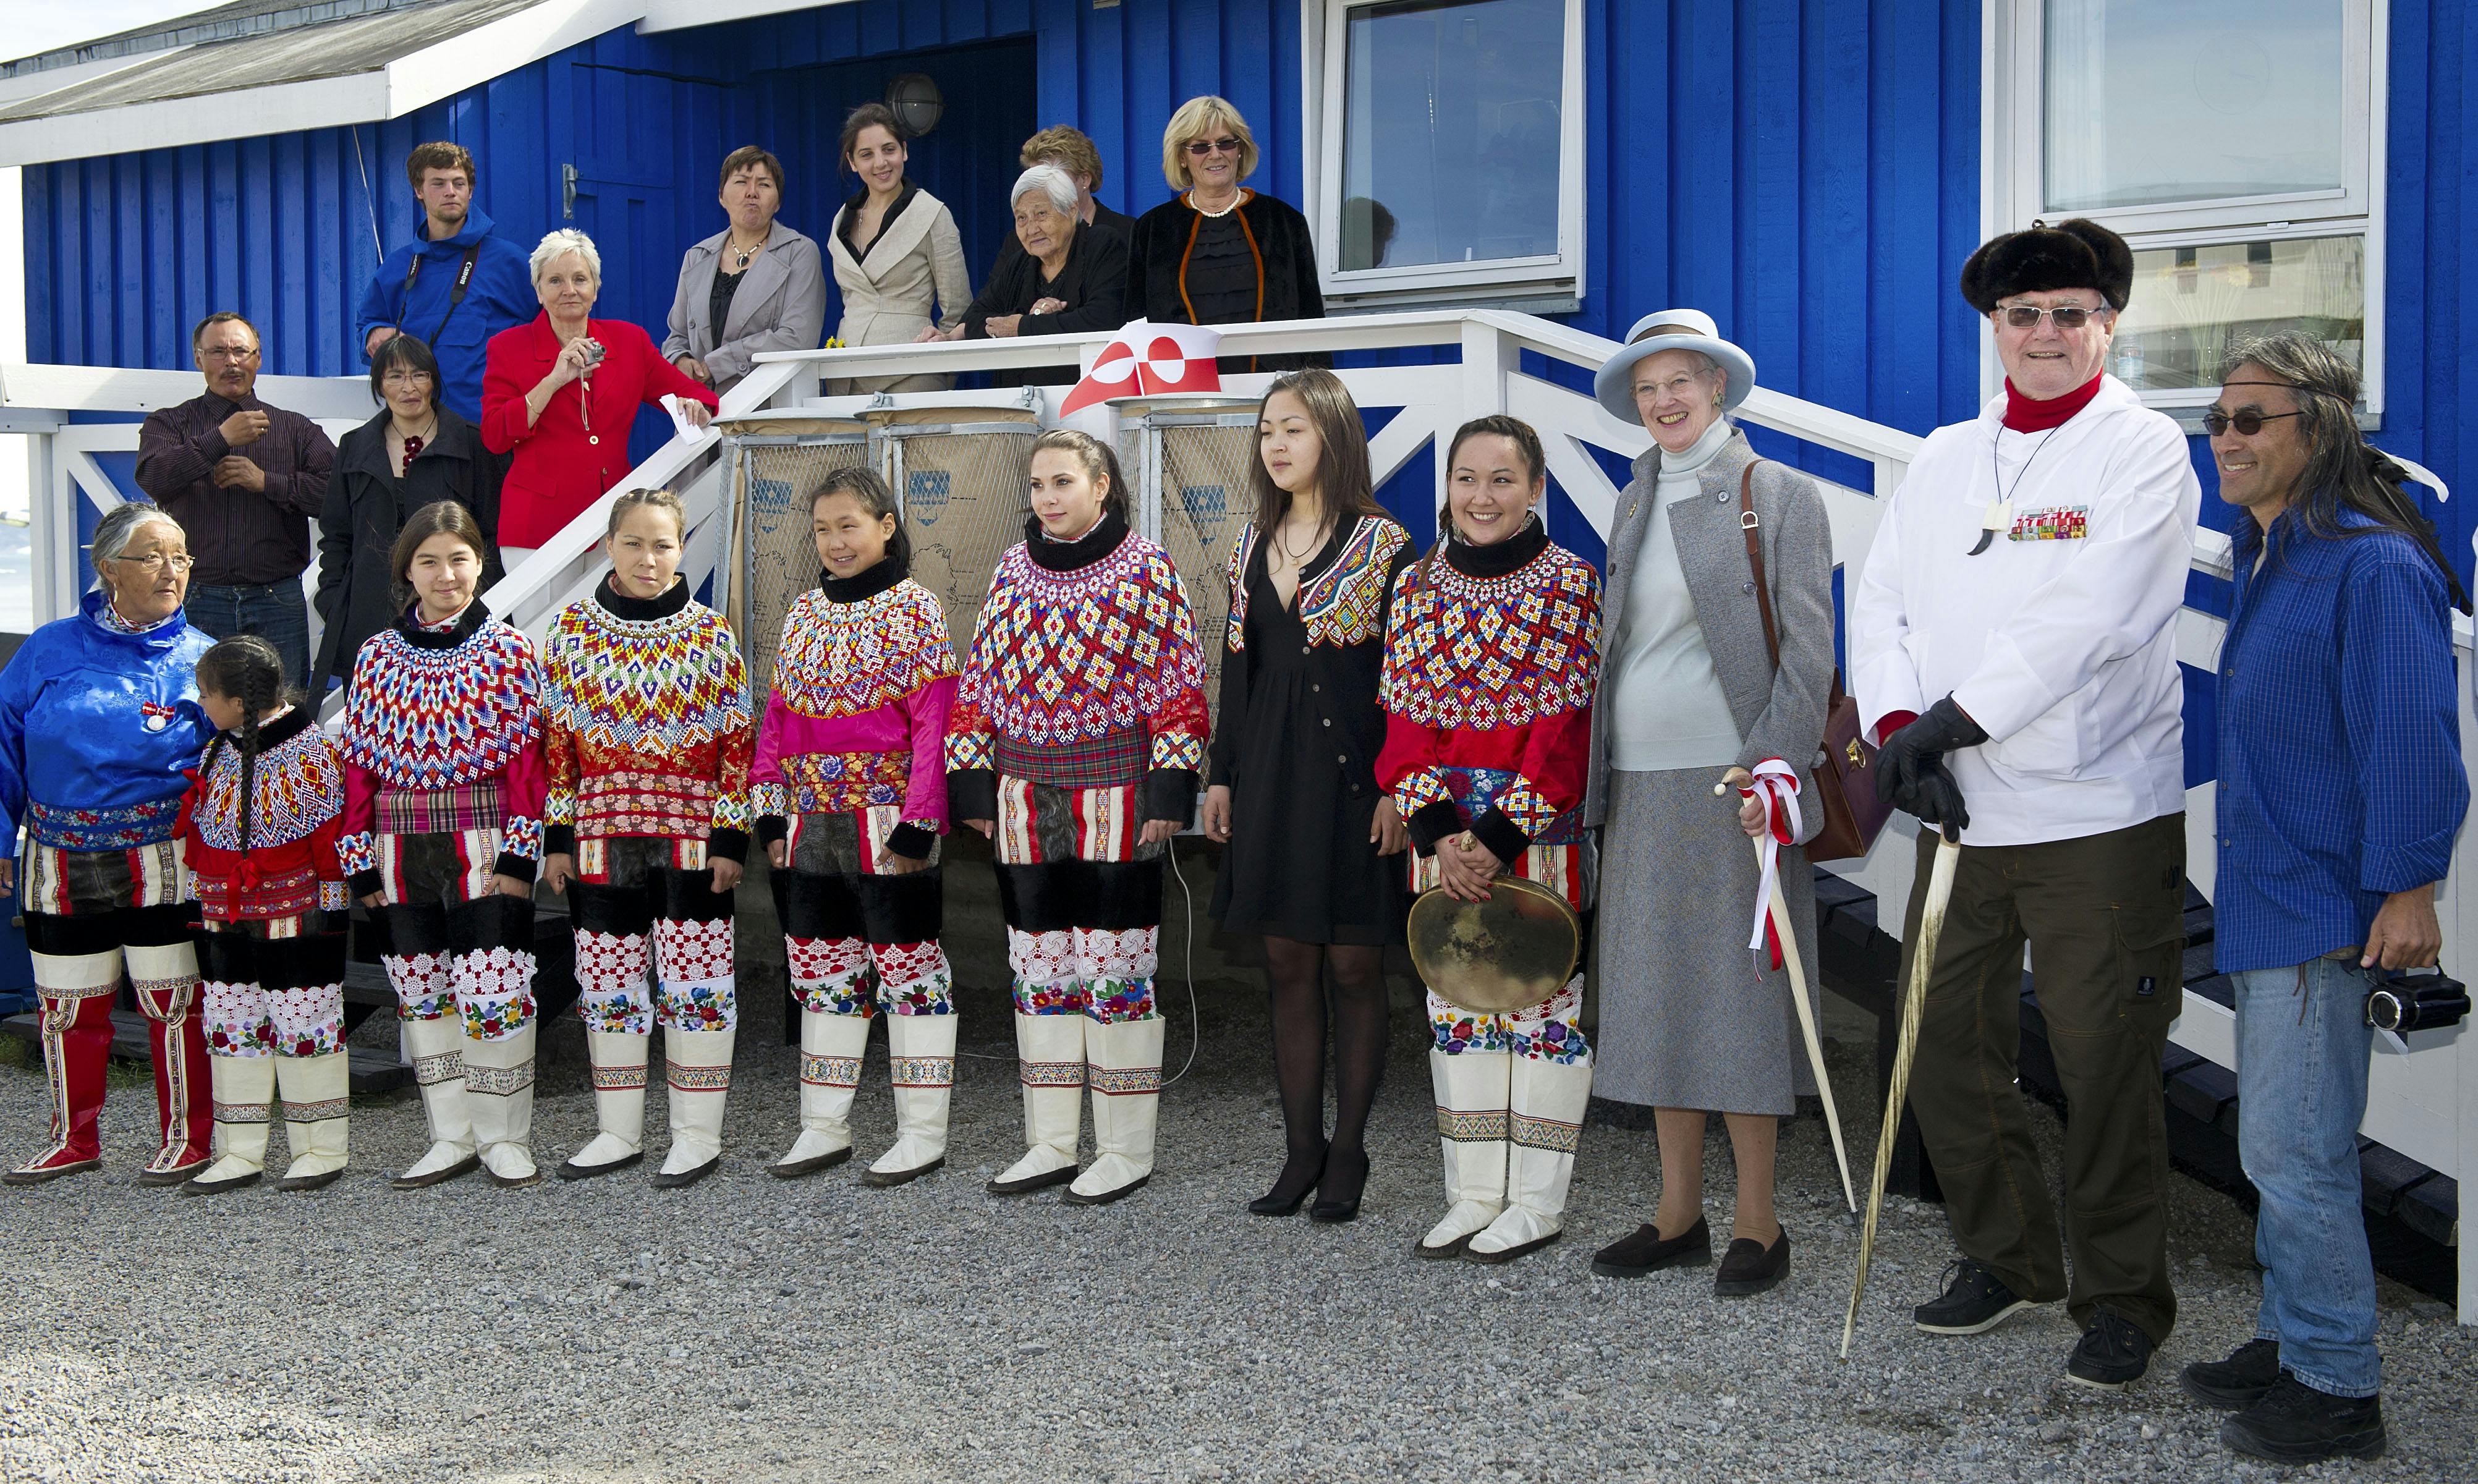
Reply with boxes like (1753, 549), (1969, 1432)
(2001, 373), (2104, 433)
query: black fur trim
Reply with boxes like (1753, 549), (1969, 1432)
(882, 822), (935, 861)
(569, 880), (658, 939)
(491, 850), (537, 886)
(450, 890), (534, 954)
(948, 768), (998, 825)
(994, 859), (1164, 934)
(857, 870), (944, 945)
(1960, 218), (2134, 313)
(1405, 800), (1465, 855)
(543, 825), (577, 857)
(1467, 807), (1531, 865)
(755, 816), (789, 847)
(372, 901), (453, 958)
(1142, 768), (1198, 827)
(655, 866), (736, 925)
(772, 868), (865, 943)
(705, 827), (749, 866)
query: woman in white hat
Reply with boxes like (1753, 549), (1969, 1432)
(1577, 309), (1836, 1296)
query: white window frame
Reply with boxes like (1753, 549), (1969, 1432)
(1299, 0), (1588, 310)
(1982, 0), (2388, 420)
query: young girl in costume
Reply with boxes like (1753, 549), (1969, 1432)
(949, 430), (1210, 1206)
(540, 488), (755, 1188)
(179, 635), (353, 1194)
(753, 468), (957, 1185)
(339, 500), (547, 1189)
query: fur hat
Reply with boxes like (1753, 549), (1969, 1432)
(1959, 218), (2134, 313)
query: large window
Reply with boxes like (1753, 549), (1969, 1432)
(1304, 0), (1585, 308)
(1989, 0), (2385, 417)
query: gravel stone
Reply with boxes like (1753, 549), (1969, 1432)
(0, 847), (2471, 1481)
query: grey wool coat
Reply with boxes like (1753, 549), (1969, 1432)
(662, 222), (828, 393)
(1581, 428), (1837, 841)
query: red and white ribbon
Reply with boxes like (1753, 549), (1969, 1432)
(1739, 758), (1802, 972)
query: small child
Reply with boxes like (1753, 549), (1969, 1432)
(177, 635), (352, 1193)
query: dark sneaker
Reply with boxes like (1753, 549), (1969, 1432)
(1590, 1216), (1712, 1278)
(2220, 1375), (2387, 1463)
(1913, 1260), (2038, 1335)
(2066, 1309), (2155, 1391)
(2179, 1338), (2281, 1410)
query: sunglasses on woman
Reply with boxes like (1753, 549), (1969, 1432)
(1185, 137), (1242, 156)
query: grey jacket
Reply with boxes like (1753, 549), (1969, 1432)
(663, 223), (829, 392)
(1582, 428), (1836, 844)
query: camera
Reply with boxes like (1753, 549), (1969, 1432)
(576, 337), (606, 376)
(2364, 972), (2471, 1035)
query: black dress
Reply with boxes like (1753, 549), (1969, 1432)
(1207, 515), (1415, 944)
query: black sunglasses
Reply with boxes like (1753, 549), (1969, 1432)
(1185, 137), (1242, 156)
(2201, 409), (2306, 436)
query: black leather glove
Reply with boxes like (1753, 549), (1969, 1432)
(1875, 696), (1988, 831)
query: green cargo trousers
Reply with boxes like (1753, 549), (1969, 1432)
(1898, 812), (2186, 1343)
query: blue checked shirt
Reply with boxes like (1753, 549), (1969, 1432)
(2213, 509), (2467, 972)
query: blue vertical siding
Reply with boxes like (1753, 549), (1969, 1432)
(16, 0), (2471, 581)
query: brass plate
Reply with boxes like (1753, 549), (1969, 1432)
(1407, 876), (1582, 1015)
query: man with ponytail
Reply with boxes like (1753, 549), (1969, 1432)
(2179, 334), (2467, 1464)
(178, 637), (354, 1192)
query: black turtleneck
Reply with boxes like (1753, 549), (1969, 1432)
(1443, 516), (1550, 580)
(396, 601), (491, 649)
(821, 554), (909, 604)
(1025, 509), (1129, 572)
(595, 574), (692, 621)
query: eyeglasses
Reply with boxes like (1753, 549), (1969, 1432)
(111, 551), (194, 573)
(2200, 409), (2306, 436)
(198, 346), (260, 362)
(1995, 303), (2110, 330)
(381, 370), (436, 389)
(1185, 137), (1242, 156)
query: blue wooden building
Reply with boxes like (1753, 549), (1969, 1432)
(8, 0), (2455, 568)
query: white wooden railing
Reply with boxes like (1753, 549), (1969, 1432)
(4, 308), (2471, 1319)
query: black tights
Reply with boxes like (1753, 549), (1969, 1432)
(1260, 936), (1389, 1198)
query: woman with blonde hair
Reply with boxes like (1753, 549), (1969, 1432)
(1124, 95), (1325, 373)
(948, 430), (1210, 1206)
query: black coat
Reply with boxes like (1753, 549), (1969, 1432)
(961, 219), (1132, 385)
(312, 406), (503, 698)
(1124, 190), (1328, 373)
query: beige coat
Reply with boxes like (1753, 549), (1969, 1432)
(826, 187), (970, 393)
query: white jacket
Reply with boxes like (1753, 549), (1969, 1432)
(1849, 376), (2200, 847)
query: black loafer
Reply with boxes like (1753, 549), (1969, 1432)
(1914, 1259), (2039, 1335)
(1713, 1229), (1791, 1296)
(649, 1156), (719, 1189)
(556, 1149), (645, 1181)
(987, 1164), (1078, 1195)
(390, 1153), (480, 1190)
(2066, 1308), (2155, 1391)
(2220, 1375), (2387, 1463)
(2181, 1338), (2281, 1410)
(859, 1155), (944, 1188)
(1590, 1217), (1712, 1278)
(769, 1147), (853, 1180)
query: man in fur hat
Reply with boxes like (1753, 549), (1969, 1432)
(1848, 219), (2202, 1389)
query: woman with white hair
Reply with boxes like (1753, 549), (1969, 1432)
(944, 164), (1130, 385)
(0, 502), (218, 1185)
(481, 227), (719, 563)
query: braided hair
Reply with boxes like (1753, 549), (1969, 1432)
(195, 635), (291, 857)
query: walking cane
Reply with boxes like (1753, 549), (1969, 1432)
(1714, 773), (1855, 1213)
(1841, 824), (1962, 1360)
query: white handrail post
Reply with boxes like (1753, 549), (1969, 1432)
(25, 426), (61, 624)
(1454, 315), (1516, 519)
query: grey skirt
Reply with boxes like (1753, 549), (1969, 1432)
(1592, 767), (1818, 1116)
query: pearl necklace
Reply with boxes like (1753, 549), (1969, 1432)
(1189, 190), (1242, 219)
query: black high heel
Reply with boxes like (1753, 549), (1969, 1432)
(1248, 1142), (1328, 1216)
(1309, 1147), (1367, 1224)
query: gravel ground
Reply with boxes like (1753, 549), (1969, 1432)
(1, 846), (2472, 1484)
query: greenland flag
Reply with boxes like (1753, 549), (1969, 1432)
(1059, 320), (1223, 415)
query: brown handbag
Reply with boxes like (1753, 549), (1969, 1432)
(1738, 461), (1890, 863)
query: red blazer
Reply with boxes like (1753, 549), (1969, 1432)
(482, 313), (718, 548)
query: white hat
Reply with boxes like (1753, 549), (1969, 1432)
(1593, 308), (1759, 424)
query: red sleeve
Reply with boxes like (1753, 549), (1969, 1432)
(632, 324), (720, 412)
(480, 329), (537, 454)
